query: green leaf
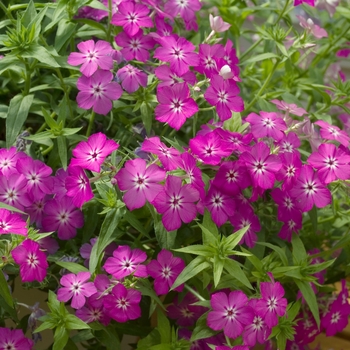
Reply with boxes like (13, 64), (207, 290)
(295, 280), (320, 328)
(55, 20), (77, 52)
(124, 210), (150, 238)
(223, 225), (250, 251)
(6, 94), (34, 147)
(291, 233), (307, 264)
(53, 325), (69, 350)
(42, 107), (58, 129)
(57, 136), (67, 170)
(0, 104), (8, 118)
(174, 245), (215, 256)
(22, 44), (60, 68)
(140, 102), (153, 136)
(65, 314), (90, 330)
(200, 209), (218, 245)
(55, 261), (89, 274)
(157, 309), (171, 343)
(224, 258), (252, 289)
(21, 0), (36, 27)
(171, 256), (210, 290)
(62, 127), (83, 136)
(154, 220), (177, 250)
(94, 326), (121, 350)
(48, 290), (61, 314)
(336, 6), (350, 19)
(137, 279), (165, 311)
(87, 0), (108, 11)
(0, 202), (26, 214)
(242, 247), (264, 273)
(304, 259), (335, 275)
(213, 255), (225, 288)
(0, 273), (17, 321)
(191, 312), (217, 342)
(89, 208), (125, 274)
(257, 242), (288, 266)
(244, 53), (279, 64)
(287, 300), (301, 321)
(308, 205), (318, 234)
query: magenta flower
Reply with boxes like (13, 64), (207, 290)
(103, 284), (141, 322)
(76, 298), (111, 326)
(0, 147), (26, 177)
(204, 185), (236, 226)
(116, 64), (148, 93)
(115, 29), (154, 62)
(216, 129), (253, 154)
(164, 0), (201, 28)
(189, 132), (232, 165)
(195, 44), (224, 78)
(240, 142), (282, 189)
(70, 132), (119, 173)
(297, 16), (328, 38)
(152, 175), (200, 231)
(57, 272), (97, 309)
(294, 0), (315, 5)
(67, 40), (113, 77)
(42, 196), (84, 240)
(11, 239), (48, 283)
(103, 245), (148, 280)
(275, 152), (302, 191)
(0, 209), (27, 236)
(154, 35), (199, 76)
(277, 132), (301, 153)
(314, 120), (350, 147)
(308, 143), (350, 184)
(77, 70), (122, 115)
(290, 165), (332, 212)
(293, 312), (319, 345)
(53, 168), (69, 200)
(321, 298), (350, 336)
(111, 1), (153, 37)
(65, 166), (93, 208)
(0, 328), (34, 350)
(26, 195), (50, 226)
(155, 16), (173, 37)
(207, 290), (254, 339)
(115, 158), (166, 211)
(270, 99), (307, 117)
(204, 75), (244, 121)
(147, 249), (185, 295)
(246, 111), (287, 141)
(256, 281), (287, 328)
(155, 83), (198, 130)
(155, 65), (196, 88)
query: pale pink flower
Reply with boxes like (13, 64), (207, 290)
(297, 16), (328, 39)
(209, 14), (231, 33)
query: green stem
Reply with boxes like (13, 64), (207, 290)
(245, 58), (280, 111)
(42, 144), (54, 156)
(86, 111), (95, 137)
(23, 61), (32, 96)
(0, 1), (14, 20)
(199, 106), (215, 112)
(274, 0), (291, 25)
(240, 38), (262, 60)
(55, 68), (74, 120)
(184, 284), (205, 301)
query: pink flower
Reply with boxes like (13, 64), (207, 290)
(256, 281), (287, 328)
(297, 16), (328, 39)
(276, 152), (302, 191)
(11, 239), (48, 283)
(290, 165), (332, 212)
(155, 16), (173, 37)
(103, 245), (148, 280)
(147, 249), (185, 295)
(0, 328), (33, 350)
(209, 14), (231, 33)
(155, 65), (196, 88)
(240, 142), (282, 189)
(70, 132), (119, 172)
(315, 120), (350, 147)
(67, 40), (113, 77)
(270, 99), (307, 117)
(204, 75), (244, 121)
(0, 147), (26, 177)
(57, 272), (97, 309)
(76, 297), (111, 326)
(42, 196), (84, 240)
(111, 1), (153, 37)
(316, 0), (340, 17)
(277, 132), (301, 153)
(154, 36), (199, 76)
(246, 111), (287, 141)
(103, 284), (141, 322)
(77, 70), (122, 115)
(321, 298), (350, 336)
(294, 0), (315, 6)
(115, 158), (166, 210)
(117, 64), (148, 93)
(152, 175), (200, 231)
(155, 83), (198, 130)
(115, 29), (154, 62)
(65, 166), (94, 208)
(308, 143), (350, 184)
(195, 44), (224, 78)
(207, 290), (254, 339)
(164, 0), (201, 29)
(0, 209), (27, 236)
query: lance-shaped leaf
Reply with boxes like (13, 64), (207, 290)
(174, 245), (215, 257)
(222, 225), (250, 251)
(213, 255), (225, 288)
(291, 233), (307, 264)
(224, 258), (252, 289)
(171, 256), (211, 290)
(304, 259), (335, 275)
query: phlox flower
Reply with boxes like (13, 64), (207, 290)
(0, 328), (33, 350)
(111, 1), (153, 37)
(76, 296), (111, 326)
(277, 132), (301, 153)
(0, 147), (26, 177)
(117, 65), (148, 93)
(297, 16), (328, 39)
(246, 111), (287, 141)
(57, 272), (97, 309)
(275, 152), (302, 191)
(209, 14), (231, 33)
(294, 0), (315, 5)
(77, 70), (122, 115)
(207, 290), (254, 339)
(321, 298), (350, 336)
(155, 16), (173, 37)
(195, 44), (224, 78)
(42, 196), (84, 240)
(103, 245), (148, 280)
(115, 158), (166, 210)
(240, 142), (282, 189)
(256, 281), (287, 328)
(308, 143), (350, 184)
(147, 249), (185, 295)
(115, 29), (154, 62)
(294, 312), (319, 345)
(53, 168), (69, 200)
(0, 209), (27, 236)
(316, 0), (340, 17)
(204, 75), (244, 121)
(155, 82), (198, 130)
(164, 0), (201, 30)
(152, 175), (200, 231)
(11, 239), (48, 283)
(314, 120), (349, 147)
(65, 166), (94, 208)
(290, 165), (332, 212)
(155, 65), (196, 88)
(215, 129), (253, 154)
(70, 132), (119, 173)
(103, 284), (141, 322)
(67, 40), (113, 77)
(223, 40), (239, 70)
(179, 329), (225, 350)
(154, 35), (199, 76)
(270, 99), (307, 117)
(26, 195), (50, 226)
(189, 132), (232, 165)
